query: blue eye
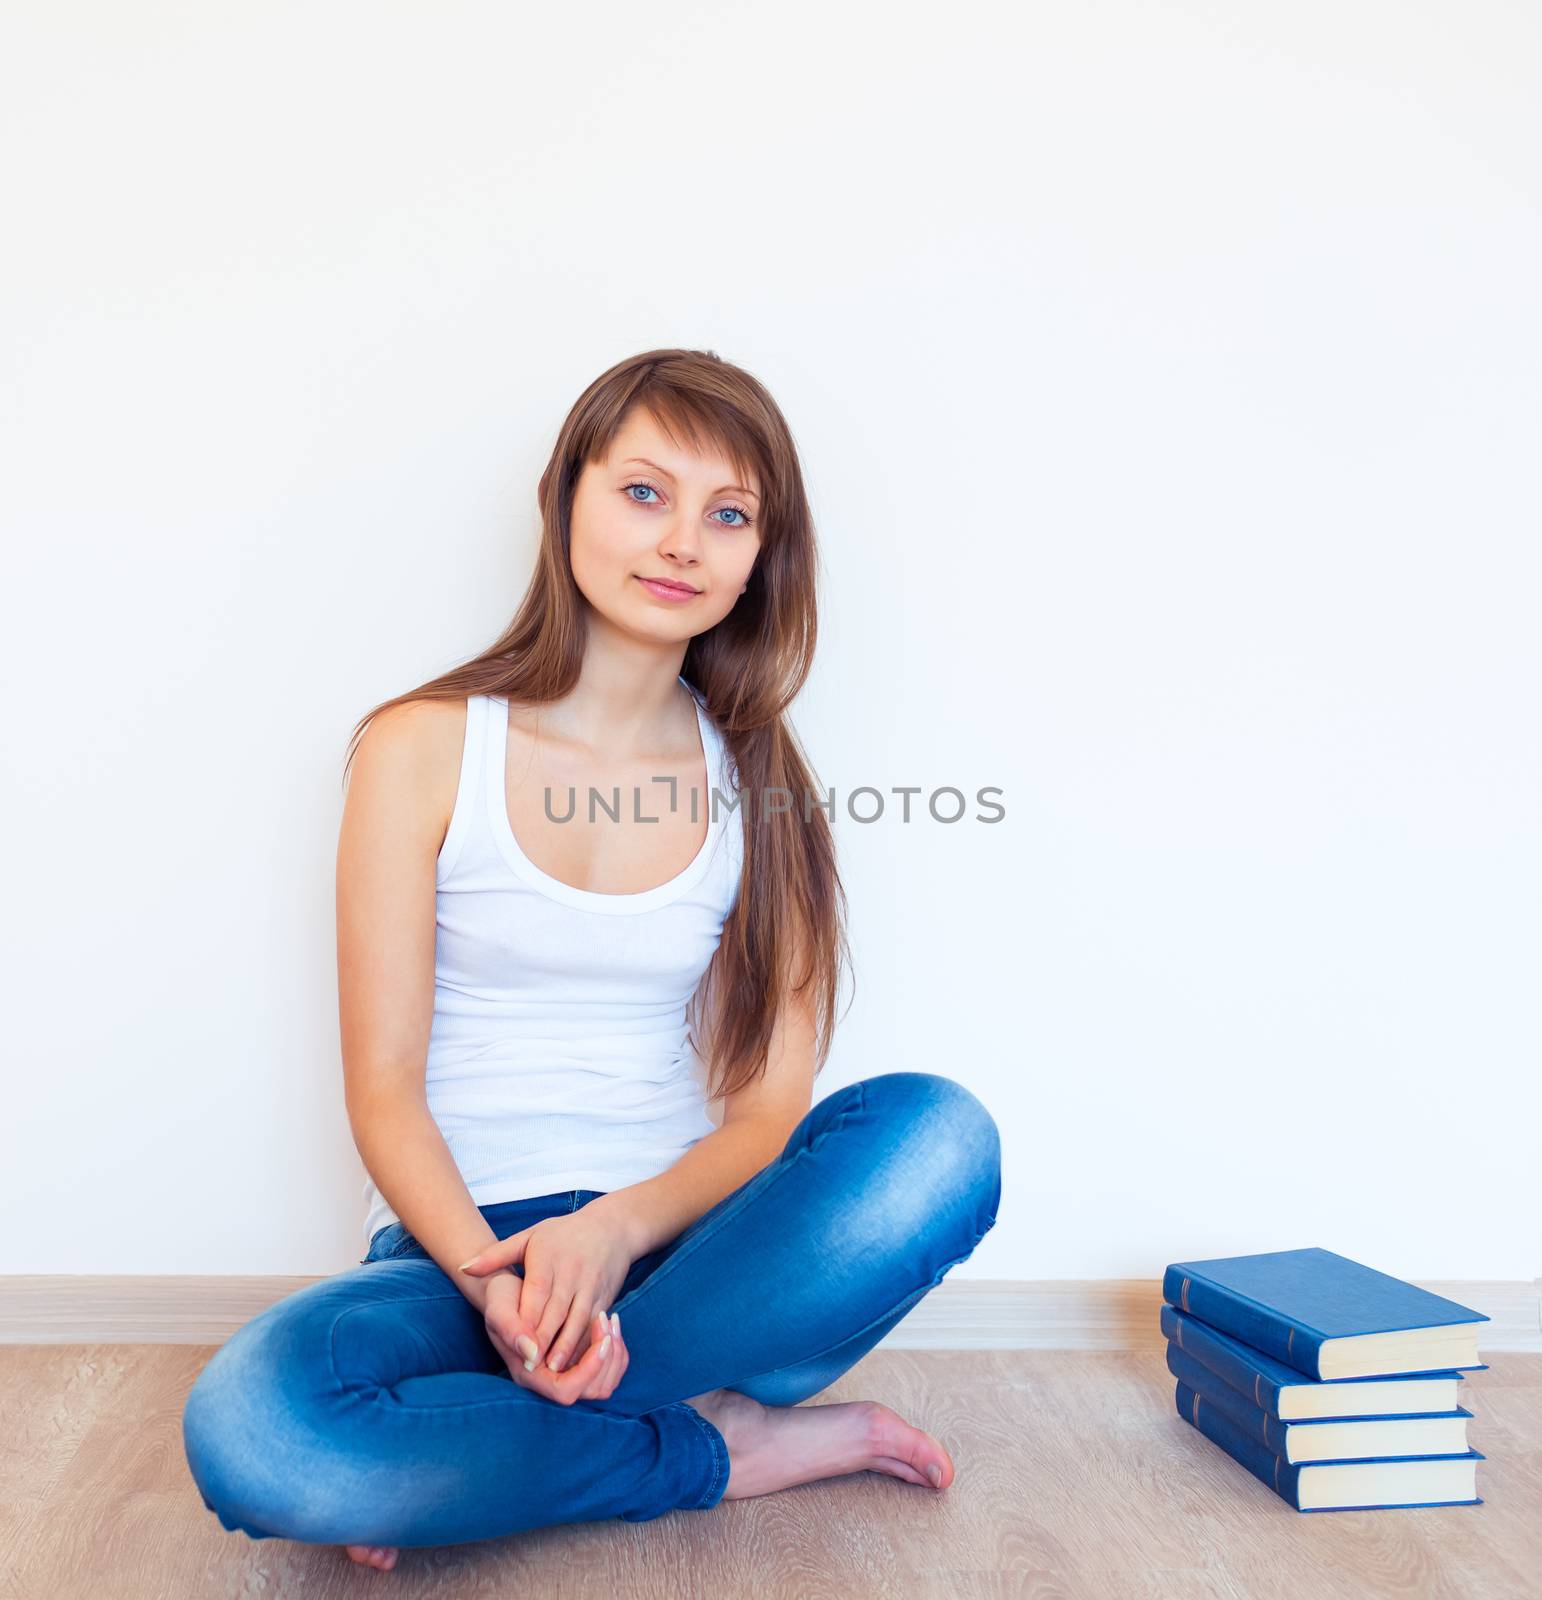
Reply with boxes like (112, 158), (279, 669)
(621, 479), (754, 528)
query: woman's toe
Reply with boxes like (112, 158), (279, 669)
(871, 1454), (932, 1486)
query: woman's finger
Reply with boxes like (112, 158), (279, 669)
(590, 1313), (618, 1397)
(583, 1311), (623, 1401)
(486, 1319), (530, 1383)
(546, 1291), (601, 1374)
(562, 1312), (605, 1395)
(529, 1275), (580, 1368)
(530, 1315), (604, 1406)
(514, 1264), (556, 1358)
(599, 1312), (627, 1398)
(459, 1228), (529, 1279)
(592, 1312), (622, 1397)
(566, 1312), (607, 1397)
(485, 1302), (540, 1373)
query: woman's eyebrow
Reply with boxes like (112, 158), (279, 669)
(620, 456), (760, 503)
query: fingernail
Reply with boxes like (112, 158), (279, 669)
(549, 1351), (565, 1371)
(523, 1357), (536, 1371)
(516, 1335), (538, 1362)
(457, 1259), (478, 1272)
(926, 1463), (941, 1487)
(599, 1335), (612, 1357)
(610, 1312), (620, 1336)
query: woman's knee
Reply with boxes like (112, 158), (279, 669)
(182, 1301), (351, 1542)
(863, 1073), (1000, 1192)
(832, 1072), (1001, 1250)
(184, 1331), (277, 1534)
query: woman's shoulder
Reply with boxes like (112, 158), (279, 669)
(347, 696), (471, 823)
(357, 694), (469, 755)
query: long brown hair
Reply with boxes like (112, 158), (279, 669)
(342, 348), (851, 1101)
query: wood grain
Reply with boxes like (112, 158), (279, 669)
(0, 1344), (1536, 1599)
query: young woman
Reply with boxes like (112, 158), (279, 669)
(181, 349), (1001, 1569)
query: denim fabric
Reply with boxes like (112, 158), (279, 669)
(182, 1072), (1001, 1549)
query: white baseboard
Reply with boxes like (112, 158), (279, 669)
(2, 1277), (1537, 1352)
(878, 1278), (1542, 1354)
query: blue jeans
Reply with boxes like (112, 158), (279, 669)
(182, 1071), (1001, 1549)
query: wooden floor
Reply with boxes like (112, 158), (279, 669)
(1, 1345), (1537, 1599)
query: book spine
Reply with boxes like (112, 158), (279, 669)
(1162, 1264), (1326, 1378)
(1175, 1380), (1303, 1509)
(1167, 1348), (1290, 1453)
(1160, 1303), (1286, 1412)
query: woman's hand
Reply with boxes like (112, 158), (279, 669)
(481, 1274), (629, 1404)
(459, 1197), (640, 1376)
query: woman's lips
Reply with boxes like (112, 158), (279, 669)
(636, 576), (699, 602)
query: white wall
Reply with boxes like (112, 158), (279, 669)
(2, 3), (1536, 1281)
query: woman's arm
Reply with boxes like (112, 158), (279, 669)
(336, 698), (501, 1312)
(590, 956), (819, 1259)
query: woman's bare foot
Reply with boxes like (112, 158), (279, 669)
(344, 1543), (399, 1571)
(685, 1387), (954, 1499)
(333, 1393), (946, 1561)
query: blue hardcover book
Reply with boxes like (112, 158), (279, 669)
(1162, 1248), (1489, 1380)
(1167, 1345), (1473, 1461)
(1159, 1304), (1481, 1418)
(1175, 1381), (1483, 1511)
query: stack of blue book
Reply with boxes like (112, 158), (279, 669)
(1161, 1247), (1490, 1512)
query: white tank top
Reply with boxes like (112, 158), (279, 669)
(360, 677), (744, 1248)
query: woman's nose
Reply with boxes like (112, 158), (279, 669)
(656, 519), (703, 564)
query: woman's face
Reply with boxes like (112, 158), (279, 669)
(568, 407), (762, 642)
